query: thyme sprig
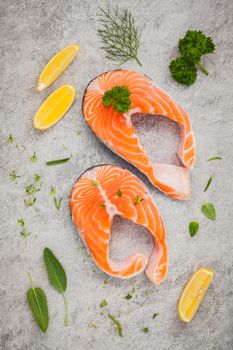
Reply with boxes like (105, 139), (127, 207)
(97, 6), (142, 66)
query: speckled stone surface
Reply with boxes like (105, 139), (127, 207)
(0, 0), (233, 349)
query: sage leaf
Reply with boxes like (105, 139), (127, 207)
(45, 157), (70, 166)
(189, 221), (199, 237)
(201, 202), (216, 220)
(27, 273), (48, 333)
(204, 176), (213, 192)
(43, 247), (68, 326)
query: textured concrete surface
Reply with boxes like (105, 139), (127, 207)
(0, 0), (233, 349)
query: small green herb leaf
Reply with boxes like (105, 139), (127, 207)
(18, 218), (25, 227)
(76, 130), (82, 136)
(9, 171), (20, 182)
(207, 156), (222, 161)
(204, 176), (213, 192)
(108, 314), (123, 337)
(50, 186), (56, 196)
(134, 195), (139, 205)
(88, 323), (97, 329)
(143, 327), (149, 333)
(34, 174), (41, 182)
(30, 152), (38, 163)
(53, 197), (62, 211)
(103, 86), (131, 114)
(117, 190), (122, 197)
(100, 299), (108, 308)
(124, 293), (132, 300)
(92, 181), (99, 187)
(27, 273), (49, 333)
(45, 157), (70, 166)
(99, 203), (106, 208)
(25, 184), (40, 196)
(43, 247), (68, 326)
(189, 221), (199, 237)
(24, 198), (36, 207)
(20, 230), (31, 241)
(7, 134), (14, 144)
(201, 202), (216, 220)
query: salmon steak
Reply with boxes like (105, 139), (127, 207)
(82, 70), (196, 200)
(70, 165), (168, 285)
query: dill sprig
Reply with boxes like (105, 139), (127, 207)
(97, 6), (142, 66)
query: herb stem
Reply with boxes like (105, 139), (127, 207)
(197, 62), (209, 75)
(135, 56), (142, 66)
(28, 272), (35, 289)
(62, 292), (69, 326)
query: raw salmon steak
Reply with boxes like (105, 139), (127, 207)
(70, 165), (168, 285)
(82, 70), (196, 200)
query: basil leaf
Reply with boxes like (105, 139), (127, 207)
(43, 247), (68, 325)
(108, 314), (123, 337)
(204, 176), (213, 192)
(189, 221), (199, 237)
(27, 273), (48, 333)
(45, 157), (70, 166)
(207, 156), (222, 161)
(201, 202), (216, 220)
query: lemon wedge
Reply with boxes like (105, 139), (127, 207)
(33, 85), (76, 130)
(178, 267), (215, 322)
(37, 44), (80, 92)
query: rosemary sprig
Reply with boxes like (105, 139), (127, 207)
(97, 6), (142, 66)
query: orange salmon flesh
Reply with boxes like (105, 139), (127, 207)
(82, 70), (196, 200)
(70, 165), (168, 284)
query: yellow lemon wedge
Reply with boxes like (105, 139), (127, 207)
(178, 268), (215, 322)
(37, 44), (80, 92)
(33, 85), (76, 130)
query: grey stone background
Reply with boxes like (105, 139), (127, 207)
(0, 0), (233, 349)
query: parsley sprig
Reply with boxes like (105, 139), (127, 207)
(103, 86), (131, 114)
(169, 30), (215, 85)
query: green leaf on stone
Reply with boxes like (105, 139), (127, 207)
(189, 221), (199, 237)
(201, 202), (216, 220)
(26, 273), (49, 333)
(43, 247), (68, 326)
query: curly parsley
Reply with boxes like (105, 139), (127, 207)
(103, 86), (131, 114)
(169, 30), (215, 85)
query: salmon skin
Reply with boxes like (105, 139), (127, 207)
(82, 70), (196, 200)
(70, 165), (168, 285)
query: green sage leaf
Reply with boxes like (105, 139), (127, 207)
(201, 202), (216, 220)
(43, 247), (68, 326)
(27, 273), (48, 333)
(189, 221), (199, 237)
